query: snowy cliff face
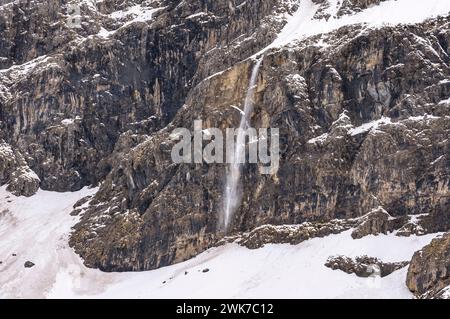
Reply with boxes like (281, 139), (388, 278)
(1, 0), (450, 298)
(0, 0), (295, 192)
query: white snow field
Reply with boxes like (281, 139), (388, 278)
(0, 186), (440, 299)
(258, 0), (450, 55)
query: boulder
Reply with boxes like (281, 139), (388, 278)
(351, 207), (406, 239)
(406, 233), (450, 298)
(0, 142), (40, 197)
(6, 168), (40, 197)
(325, 255), (409, 278)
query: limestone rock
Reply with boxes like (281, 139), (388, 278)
(351, 207), (406, 239)
(406, 233), (450, 298)
(0, 0), (449, 272)
(396, 212), (450, 237)
(237, 219), (357, 249)
(6, 168), (40, 197)
(0, 0), (295, 193)
(0, 142), (40, 197)
(430, 285), (450, 299)
(325, 255), (409, 277)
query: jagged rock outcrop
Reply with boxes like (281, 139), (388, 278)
(406, 233), (450, 299)
(0, 142), (40, 196)
(351, 207), (406, 239)
(396, 211), (450, 237)
(336, 0), (388, 17)
(325, 255), (409, 277)
(229, 219), (357, 249)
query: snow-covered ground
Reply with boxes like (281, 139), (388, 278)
(257, 0), (450, 55)
(0, 186), (440, 299)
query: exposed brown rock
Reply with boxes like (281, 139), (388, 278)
(351, 207), (406, 239)
(0, 142), (40, 197)
(325, 255), (409, 277)
(337, 0), (389, 17)
(406, 233), (450, 298)
(236, 219), (357, 249)
(73, 196), (92, 209)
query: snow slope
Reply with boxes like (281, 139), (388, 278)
(259, 0), (450, 54)
(0, 186), (440, 299)
(0, 186), (97, 298)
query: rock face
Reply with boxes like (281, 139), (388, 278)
(1, 1), (450, 271)
(406, 233), (450, 298)
(325, 255), (409, 278)
(1, 0), (295, 193)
